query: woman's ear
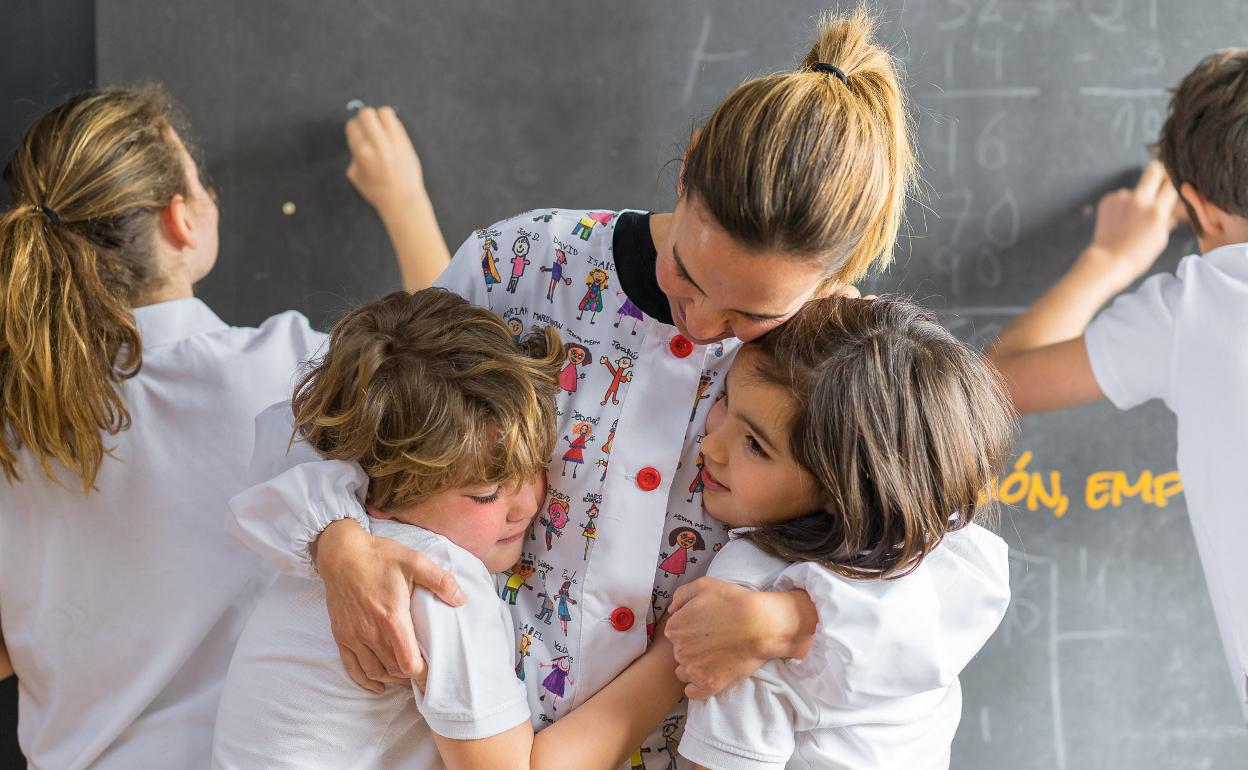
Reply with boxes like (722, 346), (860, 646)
(158, 194), (197, 252)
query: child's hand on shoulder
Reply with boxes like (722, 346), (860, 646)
(1081, 160), (1181, 288)
(345, 105), (429, 216)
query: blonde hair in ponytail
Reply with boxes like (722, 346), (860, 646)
(0, 88), (192, 490)
(681, 6), (915, 282)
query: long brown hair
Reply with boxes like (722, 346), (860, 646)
(291, 289), (564, 511)
(0, 87), (196, 490)
(681, 6), (915, 282)
(742, 296), (1016, 580)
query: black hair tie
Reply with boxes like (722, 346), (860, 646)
(38, 205), (63, 227)
(811, 61), (849, 84)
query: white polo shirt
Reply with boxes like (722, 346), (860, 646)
(0, 299), (324, 769)
(1085, 242), (1248, 721)
(678, 526), (1010, 770)
(215, 452), (529, 769)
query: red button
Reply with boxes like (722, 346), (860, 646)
(610, 606), (635, 631)
(669, 334), (694, 358)
(636, 467), (662, 491)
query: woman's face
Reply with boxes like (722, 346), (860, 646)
(655, 197), (829, 344)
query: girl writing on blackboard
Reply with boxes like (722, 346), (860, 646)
(0, 89), (451, 767)
(229, 9), (972, 760)
(678, 295), (1014, 769)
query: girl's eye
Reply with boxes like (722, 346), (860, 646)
(746, 435), (767, 458)
(469, 490), (502, 504)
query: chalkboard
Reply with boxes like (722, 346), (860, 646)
(96, 1), (1248, 768)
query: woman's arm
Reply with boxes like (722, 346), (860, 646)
(433, 627), (685, 770)
(665, 577), (817, 698)
(345, 106), (451, 291)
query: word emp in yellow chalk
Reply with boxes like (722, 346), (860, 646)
(979, 451), (1183, 519)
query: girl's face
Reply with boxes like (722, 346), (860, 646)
(655, 197), (828, 344)
(698, 348), (824, 527)
(372, 471), (545, 572)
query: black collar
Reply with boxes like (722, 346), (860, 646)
(613, 211), (673, 325)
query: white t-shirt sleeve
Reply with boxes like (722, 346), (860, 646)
(225, 403), (371, 579)
(680, 664), (806, 770)
(410, 544), (530, 740)
(1084, 269), (1184, 410)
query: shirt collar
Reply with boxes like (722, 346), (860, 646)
(613, 210), (674, 325)
(133, 298), (228, 349)
(1201, 241), (1248, 277)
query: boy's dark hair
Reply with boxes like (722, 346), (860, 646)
(1157, 49), (1248, 228)
(742, 296), (1017, 580)
(291, 288), (563, 511)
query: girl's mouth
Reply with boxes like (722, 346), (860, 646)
(702, 466), (730, 493)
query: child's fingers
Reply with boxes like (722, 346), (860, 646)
(1156, 176), (1181, 221)
(1136, 160), (1168, 201)
(354, 107), (387, 146)
(345, 117), (367, 156)
(378, 106), (414, 149)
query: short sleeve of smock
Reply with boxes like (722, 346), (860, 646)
(409, 544), (530, 739)
(1084, 267), (1185, 410)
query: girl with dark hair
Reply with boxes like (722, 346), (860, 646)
(679, 295), (1016, 769)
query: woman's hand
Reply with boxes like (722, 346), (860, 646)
(315, 519), (465, 693)
(345, 106), (428, 217)
(664, 578), (817, 699)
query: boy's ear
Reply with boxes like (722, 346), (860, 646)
(1179, 182), (1221, 238)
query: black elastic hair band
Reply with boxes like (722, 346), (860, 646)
(811, 61), (849, 84)
(38, 205), (62, 227)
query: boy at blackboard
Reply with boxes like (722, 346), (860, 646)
(989, 50), (1248, 721)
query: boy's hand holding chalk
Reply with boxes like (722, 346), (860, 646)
(1079, 160), (1181, 293)
(345, 104), (428, 217)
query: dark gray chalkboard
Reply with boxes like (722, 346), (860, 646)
(97, 1), (1248, 767)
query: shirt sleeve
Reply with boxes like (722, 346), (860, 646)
(679, 663), (805, 770)
(225, 403), (371, 579)
(1084, 268), (1185, 410)
(409, 547), (530, 740)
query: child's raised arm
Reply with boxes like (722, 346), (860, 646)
(345, 105), (451, 291)
(988, 161), (1180, 414)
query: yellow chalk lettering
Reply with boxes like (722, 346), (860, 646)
(1112, 470), (1154, 507)
(1085, 471), (1116, 511)
(999, 451), (1033, 505)
(1153, 471), (1184, 507)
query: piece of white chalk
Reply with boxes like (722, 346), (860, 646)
(346, 99), (366, 113)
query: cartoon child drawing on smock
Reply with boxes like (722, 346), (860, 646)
(599, 355), (633, 406)
(554, 579), (578, 635)
(516, 632), (532, 681)
(507, 235), (531, 293)
(658, 527), (705, 578)
(536, 500), (569, 550)
(540, 249), (573, 302)
(687, 453), (706, 503)
(561, 422), (595, 478)
(535, 572), (556, 625)
(480, 237), (501, 291)
(580, 503), (599, 560)
(577, 269), (610, 324)
(538, 656), (575, 711)
(570, 211), (613, 240)
(614, 290), (644, 335)
(558, 343), (590, 395)
(500, 557), (535, 605)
